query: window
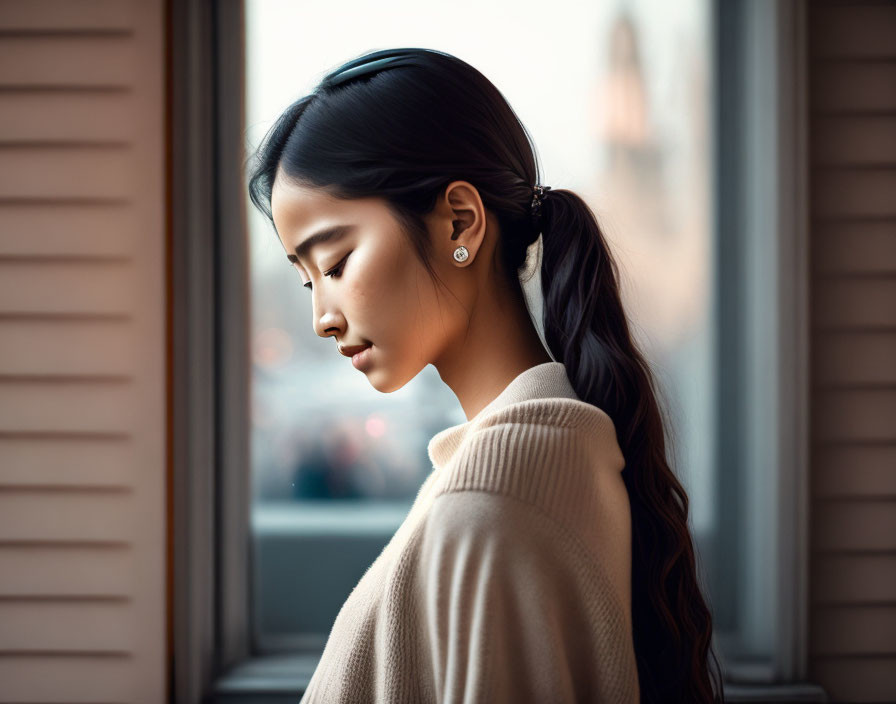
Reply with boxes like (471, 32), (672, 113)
(244, 0), (722, 662)
(171, 0), (824, 701)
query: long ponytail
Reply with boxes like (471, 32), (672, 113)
(537, 187), (726, 702)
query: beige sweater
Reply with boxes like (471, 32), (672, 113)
(299, 362), (640, 703)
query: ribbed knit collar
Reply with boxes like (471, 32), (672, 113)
(427, 361), (583, 469)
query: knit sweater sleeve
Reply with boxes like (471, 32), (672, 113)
(412, 490), (640, 704)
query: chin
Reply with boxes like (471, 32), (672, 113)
(367, 379), (397, 393)
(366, 371), (401, 394)
(365, 364), (417, 394)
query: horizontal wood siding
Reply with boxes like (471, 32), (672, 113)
(807, 1), (896, 702)
(0, 1), (166, 702)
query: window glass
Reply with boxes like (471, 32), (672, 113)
(245, 0), (715, 654)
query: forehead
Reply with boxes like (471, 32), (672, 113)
(270, 174), (347, 234)
(270, 173), (395, 242)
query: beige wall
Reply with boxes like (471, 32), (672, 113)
(807, 2), (896, 702)
(0, 1), (167, 701)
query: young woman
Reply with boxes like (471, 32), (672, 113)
(248, 47), (724, 704)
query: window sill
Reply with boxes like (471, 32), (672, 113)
(209, 652), (317, 703)
(208, 653), (829, 703)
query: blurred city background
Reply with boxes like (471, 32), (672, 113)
(245, 0), (718, 653)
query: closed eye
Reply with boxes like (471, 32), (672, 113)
(304, 253), (349, 290)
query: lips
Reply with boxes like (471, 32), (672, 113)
(351, 345), (373, 371)
(339, 343), (371, 358)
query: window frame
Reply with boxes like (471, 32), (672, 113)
(710, 0), (817, 689)
(169, 0), (827, 700)
(169, 0), (251, 699)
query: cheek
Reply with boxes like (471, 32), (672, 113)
(345, 247), (405, 322)
(354, 245), (430, 334)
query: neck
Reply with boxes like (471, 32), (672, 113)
(433, 278), (553, 421)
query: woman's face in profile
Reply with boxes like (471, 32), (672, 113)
(270, 174), (469, 393)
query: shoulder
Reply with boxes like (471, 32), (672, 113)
(414, 490), (630, 638)
(419, 490), (600, 581)
(424, 490), (555, 544)
(431, 397), (626, 530)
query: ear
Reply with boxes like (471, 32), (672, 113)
(432, 180), (488, 267)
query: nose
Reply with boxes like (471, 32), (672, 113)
(312, 297), (344, 339)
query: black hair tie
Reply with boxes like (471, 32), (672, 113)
(530, 184), (551, 220)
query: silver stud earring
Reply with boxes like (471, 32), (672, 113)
(453, 245), (469, 263)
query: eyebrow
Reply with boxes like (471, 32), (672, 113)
(286, 224), (356, 266)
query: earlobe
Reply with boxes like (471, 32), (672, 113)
(450, 218), (472, 265)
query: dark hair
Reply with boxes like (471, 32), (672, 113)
(247, 47), (725, 703)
